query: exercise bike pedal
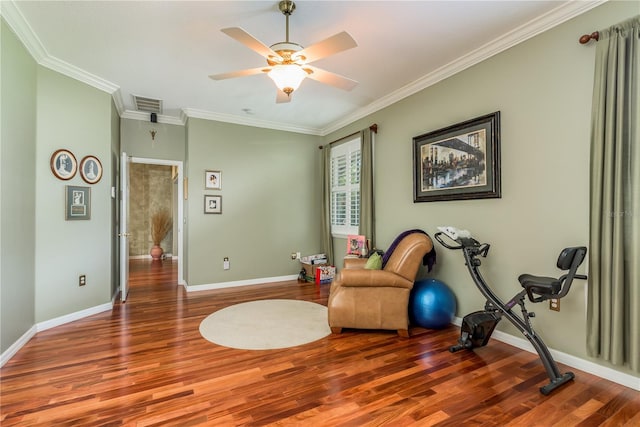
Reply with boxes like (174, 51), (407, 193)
(452, 311), (501, 352)
(449, 332), (473, 352)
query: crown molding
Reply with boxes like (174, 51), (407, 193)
(111, 89), (125, 116)
(2, 0), (119, 95)
(182, 108), (323, 136)
(1, 0), (48, 62)
(121, 110), (185, 126)
(321, 0), (607, 136)
(40, 55), (120, 95)
(3, 0), (606, 136)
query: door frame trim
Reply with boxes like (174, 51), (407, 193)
(130, 156), (185, 285)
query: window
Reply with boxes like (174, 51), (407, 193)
(330, 136), (361, 236)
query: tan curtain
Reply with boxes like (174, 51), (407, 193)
(359, 127), (375, 250)
(321, 145), (334, 265)
(586, 16), (640, 372)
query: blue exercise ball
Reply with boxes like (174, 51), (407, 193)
(409, 279), (457, 329)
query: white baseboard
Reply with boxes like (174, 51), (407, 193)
(0, 325), (37, 367)
(36, 302), (113, 332)
(1, 302), (113, 367)
(129, 254), (177, 260)
(186, 274), (298, 292)
(451, 316), (639, 391)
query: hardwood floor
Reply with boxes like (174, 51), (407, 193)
(1, 259), (639, 426)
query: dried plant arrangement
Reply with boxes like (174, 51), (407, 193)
(151, 209), (172, 246)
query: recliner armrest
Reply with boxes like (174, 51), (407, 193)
(336, 269), (414, 289)
(343, 257), (368, 269)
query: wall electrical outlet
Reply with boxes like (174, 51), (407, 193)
(549, 298), (560, 312)
(296, 252), (301, 260)
(291, 253), (297, 260)
(79, 274), (86, 286)
(223, 257), (230, 270)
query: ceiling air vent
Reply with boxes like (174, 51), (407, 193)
(132, 95), (162, 114)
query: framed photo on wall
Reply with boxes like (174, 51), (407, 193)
(204, 195), (222, 214)
(205, 170), (222, 190)
(79, 155), (103, 184)
(50, 149), (78, 180)
(413, 111), (501, 203)
(65, 186), (91, 220)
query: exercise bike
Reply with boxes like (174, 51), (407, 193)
(434, 226), (587, 395)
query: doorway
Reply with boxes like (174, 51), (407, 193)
(121, 156), (185, 295)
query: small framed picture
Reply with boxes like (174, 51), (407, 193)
(205, 170), (222, 190)
(347, 235), (366, 256)
(65, 186), (91, 220)
(79, 155), (103, 184)
(50, 149), (78, 180)
(204, 195), (222, 214)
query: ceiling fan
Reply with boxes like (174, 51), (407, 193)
(209, 0), (358, 103)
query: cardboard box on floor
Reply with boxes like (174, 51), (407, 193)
(301, 262), (327, 282)
(315, 265), (336, 285)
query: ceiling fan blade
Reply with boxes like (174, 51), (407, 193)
(295, 31), (357, 63)
(276, 90), (292, 104)
(221, 27), (282, 61)
(209, 67), (270, 80)
(304, 65), (358, 91)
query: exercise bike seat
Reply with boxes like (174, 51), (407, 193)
(518, 246), (587, 303)
(518, 274), (561, 299)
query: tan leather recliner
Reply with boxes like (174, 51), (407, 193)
(327, 232), (434, 337)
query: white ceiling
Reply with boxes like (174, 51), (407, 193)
(5, 1), (602, 135)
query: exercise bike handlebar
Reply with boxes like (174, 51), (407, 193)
(435, 226), (490, 257)
(434, 232), (463, 250)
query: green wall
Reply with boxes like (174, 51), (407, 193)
(121, 118), (186, 161)
(186, 118), (322, 286)
(325, 1), (638, 377)
(1, 19), (37, 353)
(34, 68), (114, 322)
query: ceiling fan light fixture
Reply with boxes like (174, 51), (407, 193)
(268, 64), (307, 95)
(211, 0), (358, 102)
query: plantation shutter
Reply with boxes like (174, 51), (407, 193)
(330, 137), (361, 236)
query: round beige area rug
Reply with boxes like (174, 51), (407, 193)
(199, 299), (331, 350)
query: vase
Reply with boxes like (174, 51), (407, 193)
(150, 245), (163, 260)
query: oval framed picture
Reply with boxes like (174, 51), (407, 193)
(79, 155), (103, 184)
(50, 149), (78, 180)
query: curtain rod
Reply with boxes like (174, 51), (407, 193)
(579, 31), (599, 44)
(319, 124), (378, 149)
